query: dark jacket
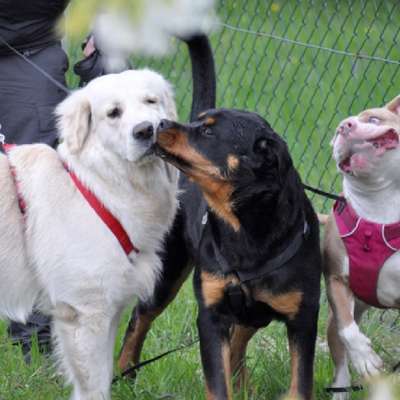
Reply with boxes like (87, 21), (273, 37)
(0, 0), (69, 55)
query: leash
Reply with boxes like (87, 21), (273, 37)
(0, 35), (70, 95)
(112, 337), (199, 384)
(303, 183), (345, 202)
(325, 352), (400, 393)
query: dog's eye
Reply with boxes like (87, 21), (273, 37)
(107, 107), (122, 119)
(201, 127), (214, 137)
(254, 138), (270, 153)
(368, 116), (380, 124)
(144, 97), (158, 105)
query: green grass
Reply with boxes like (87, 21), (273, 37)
(1, 278), (400, 399)
(2, 0), (400, 398)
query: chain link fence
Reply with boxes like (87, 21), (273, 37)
(131, 3), (400, 375)
(131, 0), (400, 213)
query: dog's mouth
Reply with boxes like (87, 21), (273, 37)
(153, 144), (192, 172)
(338, 129), (399, 173)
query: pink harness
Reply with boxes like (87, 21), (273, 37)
(333, 199), (400, 308)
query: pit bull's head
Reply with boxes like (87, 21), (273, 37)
(331, 95), (400, 181)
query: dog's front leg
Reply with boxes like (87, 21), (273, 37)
(197, 306), (232, 400)
(327, 276), (382, 379)
(52, 302), (119, 400)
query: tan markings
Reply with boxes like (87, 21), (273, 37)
(222, 341), (233, 400)
(317, 213), (329, 225)
(157, 129), (240, 231)
(323, 212), (347, 276)
(205, 117), (216, 126)
(323, 212), (356, 330)
(118, 313), (154, 370)
(326, 276), (355, 329)
(254, 290), (303, 319)
(227, 154), (239, 172)
(201, 271), (238, 307)
(230, 325), (257, 391)
(205, 384), (214, 400)
(288, 339), (300, 399)
(202, 180), (240, 232)
(118, 266), (191, 370)
(327, 307), (347, 370)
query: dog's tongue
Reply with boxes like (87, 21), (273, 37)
(368, 129), (399, 150)
(339, 130), (399, 173)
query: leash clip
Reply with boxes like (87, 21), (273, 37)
(0, 123), (5, 145)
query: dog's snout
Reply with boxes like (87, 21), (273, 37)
(133, 121), (154, 141)
(158, 119), (173, 131)
(339, 118), (357, 136)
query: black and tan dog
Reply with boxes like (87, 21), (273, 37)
(117, 37), (321, 399)
(134, 110), (321, 399)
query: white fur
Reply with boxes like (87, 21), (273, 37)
(339, 322), (382, 376)
(0, 70), (178, 400)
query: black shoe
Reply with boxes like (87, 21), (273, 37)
(8, 312), (51, 363)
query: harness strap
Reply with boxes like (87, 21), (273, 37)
(238, 222), (308, 283)
(3, 143), (27, 213)
(3, 142), (139, 256)
(66, 166), (139, 256)
(211, 220), (308, 284)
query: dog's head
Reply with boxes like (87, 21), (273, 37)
(331, 95), (400, 180)
(56, 69), (176, 163)
(155, 109), (298, 231)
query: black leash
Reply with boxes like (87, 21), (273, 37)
(0, 35), (70, 95)
(325, 385), (363, 393)
(112, 337), (199, 384)
(325, 360), (400, 393)
(303, 183), (345, 202)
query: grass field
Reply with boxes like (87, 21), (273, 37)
(1, 0), (400, 399)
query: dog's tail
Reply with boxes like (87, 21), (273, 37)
(182, 34), (216, 121)
(0, 155), (40, 322)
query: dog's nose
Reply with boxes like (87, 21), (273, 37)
(133, 121), (154, 140)
(338, 118), (357, 136)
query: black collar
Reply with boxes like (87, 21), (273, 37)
(202, 211), (309, 284)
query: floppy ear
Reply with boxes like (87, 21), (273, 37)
(385, 95), (400, 116)
(55, 89), (92, 153)
(162, 82), (177, 120)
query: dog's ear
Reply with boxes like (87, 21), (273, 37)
(55, 90), (92, 153)
(162, 83), (177, 120)
(385, 95), (400, 116)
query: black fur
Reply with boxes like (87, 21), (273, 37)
(155, 109), (321, 399)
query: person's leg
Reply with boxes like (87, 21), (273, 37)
(0, 42), (68, 358)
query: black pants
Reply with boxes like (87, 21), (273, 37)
(0, 42), (68, 146)
(0, 42), (68, 351)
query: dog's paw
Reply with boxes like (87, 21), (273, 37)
(340, 323), (383, 376)
(348, 339), (383, 377)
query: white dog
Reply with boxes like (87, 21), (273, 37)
(0, 69), (178, 400)
(323, 95), (400, 398)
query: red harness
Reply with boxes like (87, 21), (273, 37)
(4, 144), (139, 257)
(333, 199), (400, 308)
